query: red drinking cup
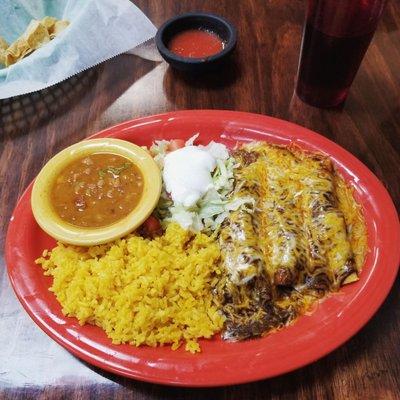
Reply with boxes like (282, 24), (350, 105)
(296, 0), (387, 108)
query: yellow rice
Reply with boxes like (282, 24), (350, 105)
(36, 223), (224, 353)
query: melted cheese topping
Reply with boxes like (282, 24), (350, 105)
(217, 142), (368, 341)
(221, 143), (367, 291)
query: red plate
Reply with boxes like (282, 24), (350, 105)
(5, 110), (400, 387)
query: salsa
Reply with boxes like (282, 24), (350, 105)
(168, 29), (224, 58)
(51, 153), (143, 228)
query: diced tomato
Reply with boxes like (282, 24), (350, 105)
(138, 215), (163, 239)
(168, 139), (185, 152)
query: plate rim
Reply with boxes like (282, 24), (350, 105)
(5, 110), (400, 387)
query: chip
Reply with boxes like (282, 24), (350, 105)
(0, 36), (8, 66)
(0, 36), (8, 50)
(49, 20), (70, 38)
(41, 16), (58, 31)
(1, 17), (69, 67)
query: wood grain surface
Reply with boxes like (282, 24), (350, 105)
(1, 0), (399, 399)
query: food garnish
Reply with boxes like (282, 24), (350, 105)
(98, 162), (132, 178)
(151, 135), (253, 231)
(137, 215), (164, 239)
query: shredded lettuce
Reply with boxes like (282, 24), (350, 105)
(151, 136), (253, 232)
(185, 133), (199, 146)
(150, 140), (169, 168)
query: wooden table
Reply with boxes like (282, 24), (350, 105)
(1, 1), (399, 399)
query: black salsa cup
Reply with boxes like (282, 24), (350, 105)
(155, 12), (237, 73)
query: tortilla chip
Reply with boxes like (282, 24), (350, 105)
(4, 20), (50, 66)
(23, 20), (50, 49)
(0, 50), (5, 66)
(41, 16), (57, 31)
(50, 20), (70, 38)
(2, 17), (69, 67)
(0, 36), (7, 66)
(5, 39), (32, 66)
(0, 36), (8, 50)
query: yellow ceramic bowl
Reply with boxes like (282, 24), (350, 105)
(31, 138), (162, 246)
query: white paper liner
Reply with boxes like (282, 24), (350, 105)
(0, 0), (158, 99)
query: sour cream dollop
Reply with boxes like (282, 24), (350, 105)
(163, 146), (216, 207)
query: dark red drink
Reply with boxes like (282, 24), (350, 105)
(296, 0), (387, 108)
